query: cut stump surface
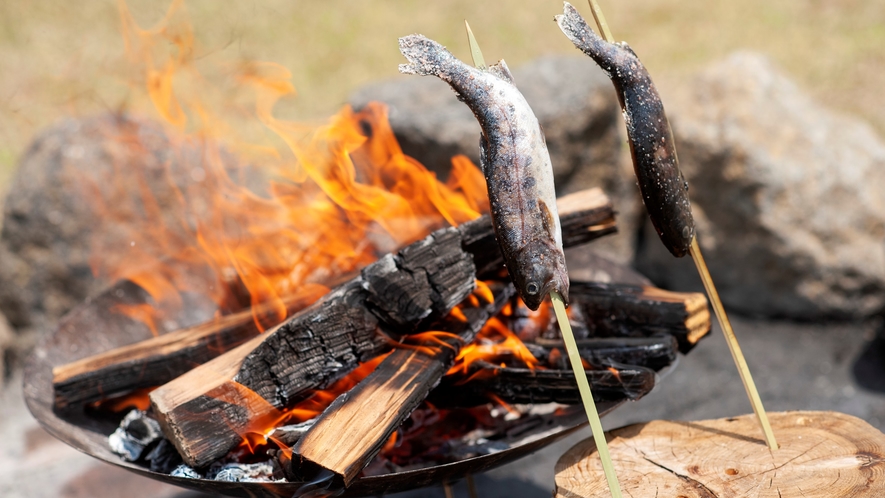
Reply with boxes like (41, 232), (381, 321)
(555, 411), (885, 497)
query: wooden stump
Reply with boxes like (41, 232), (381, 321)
(555, 411), (885, 497)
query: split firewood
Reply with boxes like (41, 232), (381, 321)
(429, 361), (656, 408)
(150, 227), (477, 468)
(529, 335), (678, 372)
(152, 187), (613, 469)
(568, 282), (710, 353)
(285, 282), (514, 486)
(554, 411), (885, 498)
(52, 187), (615, 410)
(285, 282), (684, 485)
(52, 291), (322, 409)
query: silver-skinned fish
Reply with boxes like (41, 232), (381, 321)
(398, 34), (569, 310)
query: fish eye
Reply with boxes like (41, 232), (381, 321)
(526, 282), (540, 295)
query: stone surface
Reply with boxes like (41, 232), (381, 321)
(636, 52), (885, 319)
(350, 55), (642, 263)
(0, 114), (252, 359)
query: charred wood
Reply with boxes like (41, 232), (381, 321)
(53, 187), (615, 411)
(567, 282), (711, 353)
(287, 282), (513, 486)
(529, 335), (678, 372)
(429, 361), (656, 408)
(52, 293), (320, 409)
(150, 227), (476, 468)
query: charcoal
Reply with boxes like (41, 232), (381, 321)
(145, 438), (183, 474)
(107, 409), (163, 462)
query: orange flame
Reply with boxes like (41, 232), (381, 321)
(84, 2), (488, 334)
(447, 316), (542, 376)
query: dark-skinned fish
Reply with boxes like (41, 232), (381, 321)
(556, 2), (695, 257)
(398, 34), (569, 310)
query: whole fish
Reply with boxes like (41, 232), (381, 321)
(556, 2), (695, 257)
(398, 34), (569, 310)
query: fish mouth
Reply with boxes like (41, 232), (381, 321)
(517, 270), (569, 311)
(541, 271), (570, 307)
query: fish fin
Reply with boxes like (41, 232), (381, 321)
(538, 199), (558, 241)
(398, 35), (454, 77)
(488, 60), (515, 84)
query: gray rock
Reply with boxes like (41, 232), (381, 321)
(635, 52), (885, 319)
(350, 55), (642, 263)
(0, 114), (254, 362)
(0, 313), (12, 381)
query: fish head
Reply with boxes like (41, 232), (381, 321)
(511, 240), (570, 311)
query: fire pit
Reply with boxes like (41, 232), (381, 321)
(26, 269), (641, 497)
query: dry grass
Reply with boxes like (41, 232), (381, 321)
(0, 0), (883, 196)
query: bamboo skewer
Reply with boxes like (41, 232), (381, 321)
(464, 21), (622, 498)
(585, 0), (777, 451)
(551, 291), (622, 498)
(690, 239), (778, 449)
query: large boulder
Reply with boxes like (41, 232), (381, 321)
(636, 52), (885, 319)
(0, 115), (247, 351)
(350, 55), (642, 263)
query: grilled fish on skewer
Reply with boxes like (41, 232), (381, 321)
(556, 2), (695, 257)
(398, 34), (569, 310)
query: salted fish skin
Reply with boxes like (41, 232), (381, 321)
(556, 2), (695, 257)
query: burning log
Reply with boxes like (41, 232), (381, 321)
(569, 282), (710, 353)
(428, 361), (656, 408)
(286, 282), (513, 485)
(52, 291), (323, 409)
(530, 335), (679, 372)
(151, 185), (613, 469)
(51, 187), (615, 410)
(149, 227), (477, 468)
(285, 281), (679, 486)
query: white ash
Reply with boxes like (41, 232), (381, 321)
(108, 409), (164, 462)
(170, 464), (202, 479)
(208, 461), (280, 482)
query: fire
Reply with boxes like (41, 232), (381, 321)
(447, 316), (542, 377)
(84, 1), (489, 333)
(212, 352), (392, 456)
(84, 1), (558, 467)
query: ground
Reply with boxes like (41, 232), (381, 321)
(0, 0), (884, 197)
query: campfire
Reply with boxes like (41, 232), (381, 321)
(21, 2), (715, 496)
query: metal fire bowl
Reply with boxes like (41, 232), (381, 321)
(24, 280), (622, 497)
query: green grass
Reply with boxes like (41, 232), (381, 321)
(0, 0), (883, 197)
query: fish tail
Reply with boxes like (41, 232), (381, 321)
(555, 2), (619, 66)
(398, 34), (455, 77)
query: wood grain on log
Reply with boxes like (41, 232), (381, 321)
(54, 187), (615, 411)
(555, 411), (885, 498)
(289, 282), (513, 486)
(570, 282), (710, 353)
